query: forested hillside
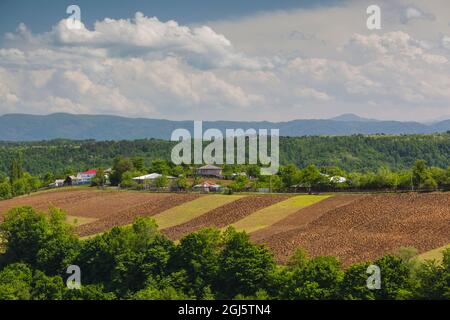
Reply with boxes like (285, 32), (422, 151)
(1, 113), (450, 141)
(0, 133), (449, 177)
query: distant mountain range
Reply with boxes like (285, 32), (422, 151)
(0, 113), (449, 141)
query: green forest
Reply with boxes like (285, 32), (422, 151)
(0, 133), (449, 178)
(0, 206), (448, 300)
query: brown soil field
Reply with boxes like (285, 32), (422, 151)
(251, 195), (363, 242)
(76, 193), (201, 236)
(0, 188), (185, 219)
(2, 189), (448, 266)
(255, 193), (450, 266)
(162, 195), (290, 240)
(0, 188), (201, 236)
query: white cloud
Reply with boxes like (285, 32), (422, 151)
(6, 13), (265, 70)
(402, 6), (435, 24)
(1, 1), (450, 121)
(295, 87), (333, 101)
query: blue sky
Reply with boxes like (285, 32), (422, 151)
(0, 0), (449, 121)
(0, 0), (341, 34)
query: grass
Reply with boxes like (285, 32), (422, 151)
(152, 194), (245, 230)
(229, 195), (330, 234)
(418, 244), (450, 263)
(66, 215), (98, 227)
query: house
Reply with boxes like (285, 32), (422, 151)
(49, 179), (65, 188)
(132, 173), (175, 183)
(321, 173), (347, 184)
(330, 176), (347, 184)
(196, 164), (223, 178)
(64, 175), (78, 186)
(193, 181), (223, 192)
(64, 170), (97, 186)
(76, 169), (97, 184)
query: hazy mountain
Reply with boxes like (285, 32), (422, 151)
(0, 113), (449, 141)
(330, 113), (379, 122)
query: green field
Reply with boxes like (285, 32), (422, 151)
(153, 194), (245, 230)
(229, 195), (330, 234)
(418, 244), (450, 263)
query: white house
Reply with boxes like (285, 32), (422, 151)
(49, 179), (65, 188)
(132, 173), (175, 183)
(321, 173), (347, 184)
(330, 176), (347, 184)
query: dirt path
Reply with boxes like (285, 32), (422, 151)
(162, 195), (290, 240)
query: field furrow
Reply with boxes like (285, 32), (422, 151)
(255, 193), (450, 266)
(229, 195), (330, 234)
(153, 195), (245, 229)
(161, 195), (290, 240)
(75, 193), (201, 236)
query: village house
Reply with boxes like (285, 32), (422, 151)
(196, 164), (223, 178)
(76, 169), (97, 184)
(64, 169), (97, 186)
(49, 179), (65, 188)
(193, 181), (223, 193)
(132, 173), (175, 183)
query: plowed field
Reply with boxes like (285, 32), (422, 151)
(2, 189), (448, 266)
(162, 195), (290, 240)
(0, 188), (201, 236)
(255, 193), (450, 266)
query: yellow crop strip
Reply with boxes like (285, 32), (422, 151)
(66, 215), (98, 226)
(229, 195), (330, 234)
(154, 194), (245, 230)
(418, 244), (450, 263)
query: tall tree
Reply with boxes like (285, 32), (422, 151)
(216, 228), (275, 299)
(9, 156), (23, 184)
(110, 157), (134, 186)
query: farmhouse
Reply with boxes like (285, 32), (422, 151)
(64, 175), (78, 186)
(48, 179), (65, 188)
(76, 169), (97, 184)
(321, 173), (347, 184)
(330, 176), (347, 184)
(196, 164), (223, 178)
(64, 169), (97, 185)
(193, 181), (223, 192)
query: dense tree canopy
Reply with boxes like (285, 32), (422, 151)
(0, 134), (449, 178)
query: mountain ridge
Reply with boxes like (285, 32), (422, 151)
(0, 112), (449, 141)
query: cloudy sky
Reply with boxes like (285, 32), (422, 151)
(1, 0), (450, 121)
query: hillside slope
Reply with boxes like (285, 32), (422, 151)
(1, 113), (449, 141)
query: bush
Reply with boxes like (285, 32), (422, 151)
(0, 206), (80, 275)
(0, 181), (12, 200)
(0, 263), (33, 300)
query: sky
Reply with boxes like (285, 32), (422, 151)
(1, 0), (450, 122)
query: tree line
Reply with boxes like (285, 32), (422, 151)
(0, 156), (41, 200)
(105, 157), (449, 192)
(0, 206), (448, 300)
(1, 155), (448, 200)
(0, 133), (449, 178)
